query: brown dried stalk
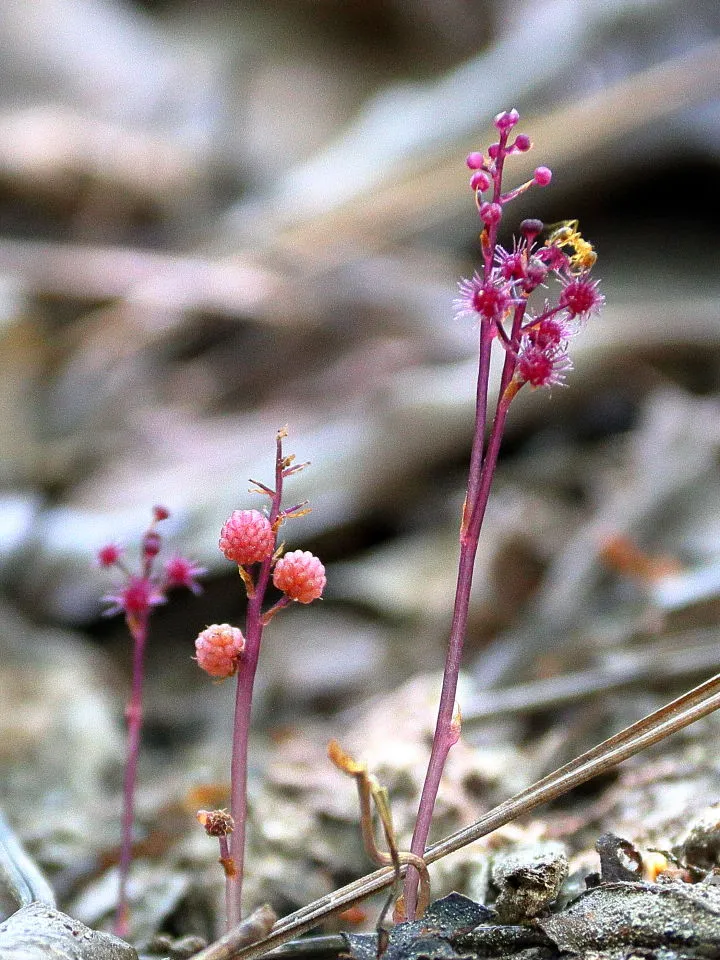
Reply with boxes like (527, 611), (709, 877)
(327, 740), (431, 920)
(196, 669), (720, 960)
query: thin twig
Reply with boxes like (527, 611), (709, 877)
(190, 904), (278, 960)
(201, 670), (720, 960)
(463, 632), (720, 723)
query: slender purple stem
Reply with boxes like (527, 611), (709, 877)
(402, 128), (524, 911)
(115, 611), (149, 937)
(227, 435), (285, 928)
(403, 369), (520, 918)
(463, 319), (493, 528)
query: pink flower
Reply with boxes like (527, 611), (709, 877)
(526, 315), (572, 349)
(559, 276), (604, 319)
(219, 509), (275, 565)
(495, 243), (527, 282)
(454, 274), (514, 323)
(516, 337), (573, 388)
(195, 623), (245, 678)
(97, 543), (122, 568)
(103, 575), (166, 619)
(273, 550), (326, 604)
(165, 555), (206, 594)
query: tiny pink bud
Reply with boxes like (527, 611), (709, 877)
(533, 166), (552, 187)
(465, 151), (484, 170)
(153, 505), (170, 521)
(520, 218), (544, 239)
(494, 108), (520, 131)
(513, 133), (531, 152)
(273, 550), (326, 604)
(195, 624), (245, 678)
(487, 143), (500, 160)
(524, 261), (548, 290)
(479, 201), (502, 225)
(97, 543), (122, 568)
(219, 509), (275, 565)
(142, 530), (162, 559)
(470, 170), (491, 192)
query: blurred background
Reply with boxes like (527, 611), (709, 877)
(2, 0), (720, 946)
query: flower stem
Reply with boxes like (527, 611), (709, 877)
(403, 345), (521, 920)
(115, 612), (149, 938)
(227, 433), (285, 928)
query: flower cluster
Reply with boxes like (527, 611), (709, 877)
(403, 110), (605, 921)
(194, 430), (325, 926)
(96, 505), (205, 936)
(273, 549), (326, 604)
(219, 509), (274, 565)
(195, 623), (245, 678)
(454, 110), (603, 392)
(98, 506), (205, 625)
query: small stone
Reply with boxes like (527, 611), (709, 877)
(0, 902), (137, 959)
(491, 843), (568, 923)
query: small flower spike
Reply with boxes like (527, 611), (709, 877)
(219, 509), (275, 565)
(96, 505), (203, 937)
(195, 624), (245, 678)
(209, 431), (325, 928)
(404, 109), (603, 922)
(273, 549), (326, 603)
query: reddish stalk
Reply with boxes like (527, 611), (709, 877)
(404, 369), (521, 918)
(227, 434), (285, 927)
(115, 611), (149, 937)
(403, 109), (603, 917)
(97, 507), (204, 938)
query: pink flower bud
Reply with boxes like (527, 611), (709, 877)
(153, 505), (170, 521)
(520, 218), (544, 240)
(479, 201), (503, 225)
(273, 550), (326, 604)
(97, 543), (122, 568)
(513, 133), (531, 152)
(142, 530), (162, 559)
(470, 170), (491, 192)
(494, 108), (520, 131)
(195, 624), (245, 678)
(219, 509), (275, 565)
(465, 151), (485, 170)
(533, 166), (552, 187)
